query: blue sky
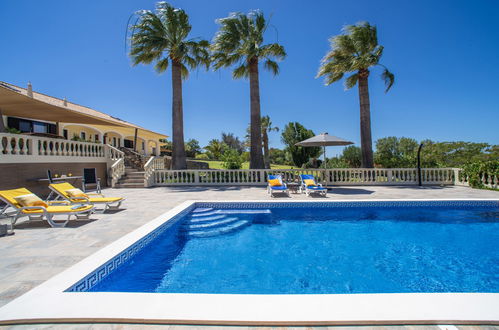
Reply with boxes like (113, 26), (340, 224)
(1, 0), (498, 155)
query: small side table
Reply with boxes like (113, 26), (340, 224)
(286, 183), (301, 194)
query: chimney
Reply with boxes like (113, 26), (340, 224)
(27, 82), (33, 98)
(63, 97), (68, 106)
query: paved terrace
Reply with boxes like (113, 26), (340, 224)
(0, 185), (497, 330)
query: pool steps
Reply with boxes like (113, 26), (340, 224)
(187, 217), (239, 229)
(183, 208), (270, 238)
(187, 220), (250, 238)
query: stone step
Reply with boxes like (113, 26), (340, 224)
(114, 182), (144, 188)
(123, 174), (144, 179)
(118, 178), (144, 184)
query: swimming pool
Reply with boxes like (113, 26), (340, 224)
(1, 199), (498, 325)
(86, 201), (499, 294)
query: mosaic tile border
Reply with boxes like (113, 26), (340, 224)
(66, 200), (498, 292)
(196, 200), (499, 209)
(66, 204), (195, 292)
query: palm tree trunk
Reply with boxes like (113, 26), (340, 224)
(263, 130), (270, 169)
(358, 69), (374, 168)
(171, 60), (187, 170)
(248, 58), (264, 169)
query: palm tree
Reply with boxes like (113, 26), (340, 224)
(129, 2), (209, 170)
(261, 116), (279, 169)
(211, 10), (286, 169)
(317, 22), (394, 168)
(204, 139), (226, 160)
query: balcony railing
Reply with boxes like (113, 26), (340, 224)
(0, 132), (108, 163)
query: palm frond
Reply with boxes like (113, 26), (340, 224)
(317, 21), (394, 89)
(232, 63), (249, 79)
(344, 73), (358, 90)
(381, 67), (394, 92)
(129, 2), (208, 79)
(264, 59), (279, 76)
(154, 57), (170, 72)
(212, 9), (286, 78)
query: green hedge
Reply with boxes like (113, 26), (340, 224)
(462, 160), (499, 189)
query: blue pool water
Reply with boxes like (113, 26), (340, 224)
(89, 203), (499, 294)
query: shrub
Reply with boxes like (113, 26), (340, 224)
(5, 127), (21, 134)
(221, 148), (243, 169)
(462, 160), (499, 189)
(195, 153), (210, 160)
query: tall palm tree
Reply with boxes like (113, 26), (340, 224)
(261, 115), (279, 169)
(129, 2), (209, 169)
(317, 22), (394, 168)
(211, 10), (286, 169)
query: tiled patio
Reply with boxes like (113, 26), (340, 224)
(0, 185), (497, 329)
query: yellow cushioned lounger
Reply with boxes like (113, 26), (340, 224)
(0, 188), (94, 228)
(49, 182), (124, 213)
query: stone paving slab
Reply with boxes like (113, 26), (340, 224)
(0, 185), (497, 329)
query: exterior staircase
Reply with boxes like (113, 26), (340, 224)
(114, 166), (145, 188)
(113, 147), (147, 188)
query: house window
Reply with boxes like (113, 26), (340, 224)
(19, 120), (31, 132)
(124, 139), (134, 148)
(63, 129), (68, 139)
(113, 137), (117, 147)
(33, 122), (46, 133)
(94, 134), (99, 142)
(7, 117), (56, 134)
(81, 132), (86, 140)
(142, 141), (145, 152)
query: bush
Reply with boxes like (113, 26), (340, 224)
(221, 148), (243, 169)
(302, 158), (323, 169)
(5, 127), (21, 134)
(195, 153), (210, 160)
(462, 160), (499, 189)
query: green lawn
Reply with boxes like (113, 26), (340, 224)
(195, 160), (295, 170)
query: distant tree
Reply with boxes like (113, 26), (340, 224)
(245, 116), (280, 168)
(317, 22), (394, 168)
(374, 137), (418, 168)
(269, 148), (289, 166)
(281, 122), (321, 167)
(221, 148), (243, 169)
(130, 2), (209, 169)
(185, 139), (201, 158)
(326, 156), (349, 168)
(420, 141), (495, 168)
(261, 116), (279, 169)
(204, 139), (226, 160)
(341, 145), (362, 168)
(212, 10), (286, 169)
(221, 132), (245, 154)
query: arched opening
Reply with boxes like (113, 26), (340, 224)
(62, 124), (103, 143)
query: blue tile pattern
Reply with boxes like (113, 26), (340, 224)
(66, 200), (498, 292)
(66, 205), (195, 292)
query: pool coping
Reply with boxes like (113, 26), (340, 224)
(0, 198), (498, 326)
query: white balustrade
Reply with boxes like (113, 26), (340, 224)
(0, 132), (106, 163)
(110, 158), (125, 187)
(149, 167), (458, 187)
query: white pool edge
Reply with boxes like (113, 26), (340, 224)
(0, 198), (498, 326)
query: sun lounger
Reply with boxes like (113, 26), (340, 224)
(299, 174), (327, 196)
(0, 188), (94, 228)
(267, 175), (289, 197)
(49, 182), (124, 213)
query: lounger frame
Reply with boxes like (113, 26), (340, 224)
(49, 187), (124, 213)
(0, 197), (94, 228)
